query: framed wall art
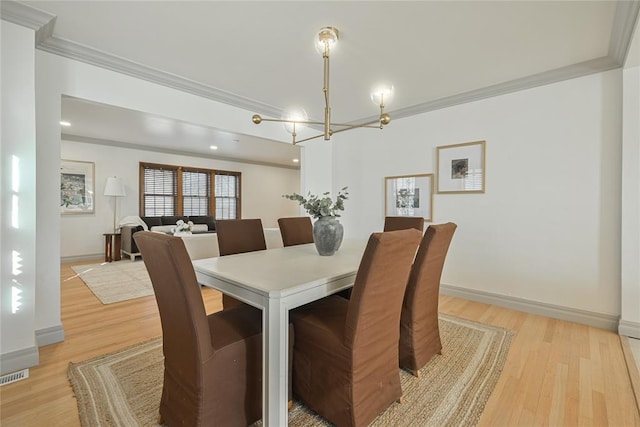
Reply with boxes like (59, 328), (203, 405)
(60, 159), (95, 214)
(437, 140), (485, 193)
(385, 173), (433, 222)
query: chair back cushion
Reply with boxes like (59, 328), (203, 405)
(278, 217), (314, 247)
(215, 219), (267, 308)
(215, 219), (266, 256)
(399, 222), (457, 370)
(345, 229), (422, 351)
(133, 232), (214, 377)
(383, 216), (424, 232)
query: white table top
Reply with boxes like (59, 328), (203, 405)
(192, 239), (366, 298)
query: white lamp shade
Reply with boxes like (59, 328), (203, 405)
(104, 176), (126, 197)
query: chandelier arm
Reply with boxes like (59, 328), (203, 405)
(337, 124), (386, 129)
(328, 120), (387, 128)
(323, 48), (331, 141)
(329, 118), (388, 135)
(292, 132), (328, 145)
(256, 118), (326, 126)
(294, 117), (389, 145)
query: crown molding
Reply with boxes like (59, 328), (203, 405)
(609, 0), (640, 65)
(384, 56), (620, 122)
(38, 35), (284, 119)
(4, 0), (638, 123)
(1, 0), (53, 30)
(42, 34), (622, 126)
(62, 133), (300, 171)
(0, 0), (56, 45)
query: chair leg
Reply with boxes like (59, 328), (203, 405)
(157, 414), (164, 425)
(288, 400), (293, 410)
(397, 396), (404, 404)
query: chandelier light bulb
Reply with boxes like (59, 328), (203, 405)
(371, 85), (394, 107)
(282, 108), (308, 135)
(315, 26), (339, 55)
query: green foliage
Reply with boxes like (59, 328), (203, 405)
(283, 187), (349, 219)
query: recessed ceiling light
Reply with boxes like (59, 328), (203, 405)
(292, 158), (299, 163)
(60, 121), (71, 127)
(209, 145), (218, 150)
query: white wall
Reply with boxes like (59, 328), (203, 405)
(306, 69), (623, 320)
(620, 18), (640, 338)
(300, 138), (333, 197)
(61, 140), (300, 259)
(0, 21), (39, 373)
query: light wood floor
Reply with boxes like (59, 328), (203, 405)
(1, 259), (639, 426)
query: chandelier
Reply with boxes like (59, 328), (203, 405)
(252, 26), (392, 145)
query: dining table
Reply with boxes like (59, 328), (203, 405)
(192, 239), (367, 426)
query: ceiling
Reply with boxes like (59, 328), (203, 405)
(4, 1), (639, 167)
(60, 96), (302, 168)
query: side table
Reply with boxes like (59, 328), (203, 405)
(103, 232), (122, 262)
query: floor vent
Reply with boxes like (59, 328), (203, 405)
(0, 369), (29, 386)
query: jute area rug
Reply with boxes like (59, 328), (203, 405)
(68, 314), (513, 426)
(71, 261), (152, 304)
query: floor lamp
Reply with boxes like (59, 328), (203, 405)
(104, 176), (126, 233)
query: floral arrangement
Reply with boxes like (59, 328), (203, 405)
(283, 187), (349, 219)
(175, 219), (194, 232)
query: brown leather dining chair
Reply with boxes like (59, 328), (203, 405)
(290, 229), (422, 427)
(134, 231), (265, 426)
(214, 218), (267, 309)
(278, 216), (314, 247)
(383, 216), (425, 232)
(399, 222), (457, 376)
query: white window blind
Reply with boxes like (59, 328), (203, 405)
(143, 166), (177, 216)
(182, 170), (210, 216)
(215, 173), (239, 219)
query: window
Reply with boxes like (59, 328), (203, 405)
(140, 163), (240, 218)
(142, 164), (177, 216)
(182, 169), (210, 216)
(215, 172), (240, 219)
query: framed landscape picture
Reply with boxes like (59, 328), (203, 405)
(437, 140), (486, 193)
(60, 159), (95, 214)
(385, 173), (433, 222)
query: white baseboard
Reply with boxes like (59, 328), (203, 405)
(619, 319), (640, 338)
(0, 327), (65, 376)
(0, 346), (39, 376)
(36, 325), (65, 347)
(440, 284), (620, 331)
(61, 253), (102, 264)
